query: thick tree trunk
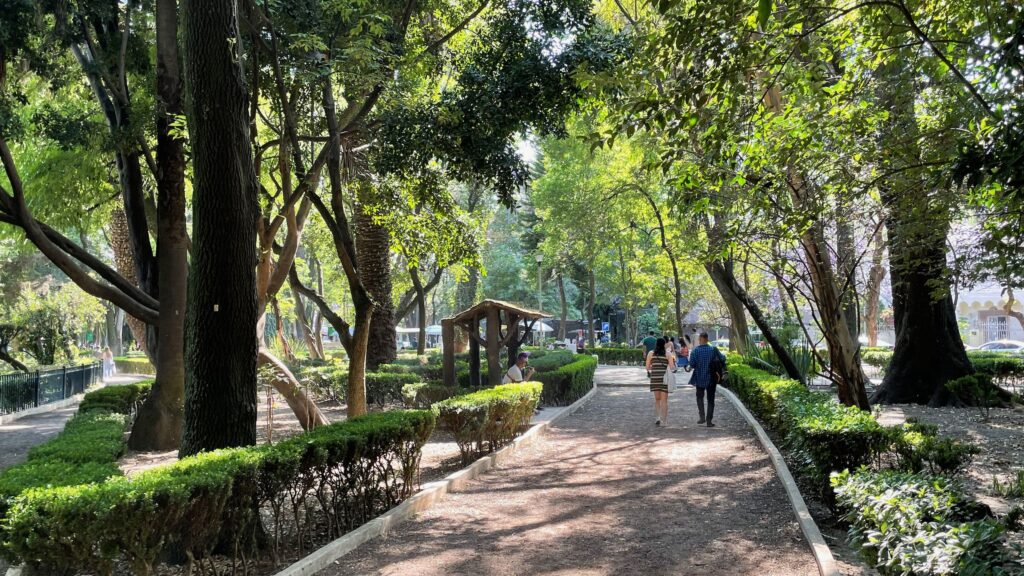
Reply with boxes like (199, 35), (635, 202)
(557, 272), (568, 340)
(109, 209), (150, 356)
(180, 0), (260, 456)
(356, 184), (397, 369)
(706, 259), (750, 354)
(129, 0), (188, 452)
(865, 222), (886, 346)
(870, 61), (972, 407)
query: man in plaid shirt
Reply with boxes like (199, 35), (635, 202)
(688, 333), (726, 427)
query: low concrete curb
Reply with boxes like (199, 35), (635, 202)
(719, 386), (841, 576)
(273, 383), (599, 576)
(0, 395), (83, 426)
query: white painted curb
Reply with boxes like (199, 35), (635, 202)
(272, 383), (599, 576)
(719, 386), (841, 576)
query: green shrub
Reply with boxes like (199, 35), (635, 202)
(78, 381), (153, 414)
(993, 470), (1024, 498)
(402, 382), (460, 408)
(433, 382), (542, 463)
(527, 349), (575, 372)
(592, 347), (645, 365)
(366, 372), (422, 406)
(534, 355), (597, 406)
(726, 361), (888, 494)
(885, 421), (978, 475)
(946, 374), (1005, 420)
(0, 410), (435, 573)
(112, 356), (156, 376)
(27, 412), (130, 465)
(860, 349), (893, 372)
(377, 363), (413, 374)
(832, 469), (1019, 575)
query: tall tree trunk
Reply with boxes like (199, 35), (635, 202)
(870, 61), (972, 406)
(557, 272), (568, 340)
(865, 221), (887, 346)
(587, 269), (596, 347)
(129, 0), (188, 451)
(356, 184), (396, 369)
(411, 266), (427, 355)
(180, 0), (260, 456)
(109, 209), (150, 356)
(836, 211), (859, 340)
(706, 259), (806, 382)
(706, 258), (750, 355)
(271, 297), (294, 361)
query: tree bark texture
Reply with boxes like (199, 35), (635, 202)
(129, 0), (189, 452)
(865, 222), (887, 346)
(180, 0), (260, 456)
(557, 272), (568, 340)
(871, 61), (972, 406)
(454, 268), (479, 353)
(356, 184), (397, 369)
(109, 208), (150, 356)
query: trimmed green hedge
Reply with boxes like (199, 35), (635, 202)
(727, 360), (887, 491)
(113, 356), (156, 376)
(833, 470), (1019, 575)
(535, 355), (597, 406)
(0, 384), (148, 517)
(527, 349), (576, 372)
(78, 380), (152, 414)
(592, 347), (645, 366)
(0, 410), (435, 574)
(434, 382), (542, 463)
(402, 382), (460, 409)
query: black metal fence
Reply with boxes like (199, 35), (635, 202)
(0, 363), (103, 416)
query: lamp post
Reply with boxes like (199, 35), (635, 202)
(535, 253), (543, 345)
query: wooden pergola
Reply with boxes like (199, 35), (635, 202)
(442, 300), (551, 388)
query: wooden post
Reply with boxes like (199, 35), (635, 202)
(486, 306), (502, 387)
(506, 313), (521, 367)
(469, 317), (481, 389)
(441, 319), (456, 387)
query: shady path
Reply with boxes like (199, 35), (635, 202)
(320, 365), (817, 576)
(0, 374), (149, 471)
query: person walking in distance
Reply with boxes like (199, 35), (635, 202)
(688, 333), (726, 427)
(645, 337), (672, 426)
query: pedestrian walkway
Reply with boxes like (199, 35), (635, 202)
(320, 367), (816, 576)
(0, 374), (149, 471)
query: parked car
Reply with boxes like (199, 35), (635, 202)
(976, 340), (1024, 354)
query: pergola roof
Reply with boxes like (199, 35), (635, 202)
(448, 299), (551, 325)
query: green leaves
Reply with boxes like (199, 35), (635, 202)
(756, 0), (772, 30)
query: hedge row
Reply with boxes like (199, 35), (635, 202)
(726, 360), (887, 490)
(592, 347), (645, 365)
(862, 349), (1024, 387)
(113, 356), (157, 375)
(434, 382), (542, 463)
(832, 470), (1020, 575)
(402, 382), (460, 409)
(726, 358), (1016, 575)
(295, 363), (423, 407)
(1, 410), (435, 574)
(535, 355), (597, 406)
(0, 382), (151, 516)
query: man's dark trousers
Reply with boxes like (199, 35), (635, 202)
(696, 382), (717, 423)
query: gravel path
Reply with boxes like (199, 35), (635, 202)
(320, 367), (816, 576)
(0, 375), (149, 471)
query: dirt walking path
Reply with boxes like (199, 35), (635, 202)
(319, 366), (817, 576)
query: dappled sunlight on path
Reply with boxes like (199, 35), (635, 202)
(320, 367), (815, 576)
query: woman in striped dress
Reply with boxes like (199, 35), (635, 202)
(645, 337), (671, 426)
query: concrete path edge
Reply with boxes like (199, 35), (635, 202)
(718, 386), (841, 576)
(0, 394), (85, 426)
(271, 382), (599, 576)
